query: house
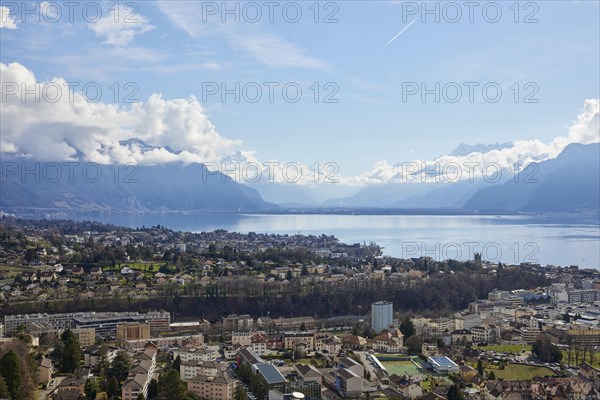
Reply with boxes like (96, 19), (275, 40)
(39, 270), (56, 283)
(321, 336), (342, 355)
(83, 345), (118, 368)
(89, 266), (103, 279)
(180, 361), (223, 382)
(295, 363), (323, 384)
(371, 329), (403, 353)
(53, 377), (86, 400)
(580, 363), (599, 380)
(121, 373), (150, 400)
(421, 343), (439, 357)
(338, 357), (364, 377)
(37, 357), (53, 385)
(20, 270), (37, 281)
(173, 347), (218, 363)
(336, 368), (362, 397)
(70, 266), (83, 276)
(388, 374), (423, 400)
(342, 334), (368, 350)
(187, 375), (238, 400)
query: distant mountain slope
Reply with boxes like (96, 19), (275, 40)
(463, 143), (600, 212)
(323, 183), (435, 208)
(387, 177), (509, 209)
(1, 160), (275, 212)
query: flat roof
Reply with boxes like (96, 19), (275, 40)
(428, 356), (458, 369)
(255, 363), (286, 385)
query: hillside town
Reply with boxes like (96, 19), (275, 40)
(0, 218), (599, 400)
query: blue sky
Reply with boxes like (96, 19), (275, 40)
(1, 0), (599, 180)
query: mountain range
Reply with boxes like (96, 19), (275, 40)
(1, 161), (274, 213)
(1, 143), (598, 214)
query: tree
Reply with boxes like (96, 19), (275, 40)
(234, 385), (247, 400)
(85, 378), (100, 400)
(488, 371), (496, 380)
(532, 336), (563, 363)
(108, 352), (132, 384)
(148, 378), (158, 399)
(399, 317), (416, 338)
(172, 355), (182, 373)
(447, 384), (464, 400)
(59, 328), (82, 373)
(301, 266), (309, 276)
(137, 394), (146, 400)
(107, 376), (120, 399)
(158, 369), (187, 400)
(476, 359), (484, 375)
(0, 351), (23, 400)
(15, 325), (32, 345)
(0, 376), (10, 400)
(405, 335), (423, 355)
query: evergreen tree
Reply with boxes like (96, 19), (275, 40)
(85, 378), (100, 400)
(148, 378), (158, 399)
(172, 355), (182, 373)
(399, 317), (416, 338)
(0, 376), (10, 400)
(60, 328), (82, 373)
(477, 359), (484, 375)
(0, 351), (23, 400)
(158, 369), (187, 400)
(234, 385), (247, 400)
(447, 384), (464, 400)
(108, 352), (132, 384)
(107, 376), (120, 399)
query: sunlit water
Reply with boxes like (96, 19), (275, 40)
(54, 213), (600, 269)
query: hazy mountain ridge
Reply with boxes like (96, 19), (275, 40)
(1, 160), (275, 212)
(463, 143), (600, 212)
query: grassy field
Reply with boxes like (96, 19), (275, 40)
(475, 344), (531, 353)
(381, 360), (425, 377)
(474, 362), (556, 381)
(561, 351), (600, 368)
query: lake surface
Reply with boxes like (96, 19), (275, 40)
(58, 213), (600, 269)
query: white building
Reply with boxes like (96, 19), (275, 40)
(371, 301), (393, 333)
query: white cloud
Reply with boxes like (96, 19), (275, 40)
(89, 5), (154, 46)
(343, 99), (600, 185)
(0, 6), (17, 29)
(0, 62), (239, 164)
(1, 63), (597, 187)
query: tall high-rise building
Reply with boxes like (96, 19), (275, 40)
(371, 301), (393, 333)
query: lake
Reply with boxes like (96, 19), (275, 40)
(57, 213), (600, 269)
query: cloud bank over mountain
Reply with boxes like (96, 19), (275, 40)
(0, 62), (240, 165)
(1, 62), (598, 187)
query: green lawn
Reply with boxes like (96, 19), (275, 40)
(381, 360), (425, 377)
(475, 362), (556, 381)
(561, 351), (600, 368)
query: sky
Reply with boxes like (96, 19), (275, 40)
(1, 0), (599, 185)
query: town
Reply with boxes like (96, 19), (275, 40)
(0, 217), (598, 400)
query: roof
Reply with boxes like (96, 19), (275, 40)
(255, 363), (286, 385)
(39, 357), (53, 368)
(122, 373), (148, 389)
(295, 363), (322, 377)
(427, 356), (458, 369)
(339, 357), (360, 368)
(190, 374), (236, 385)
(338, 368), (360, 380)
